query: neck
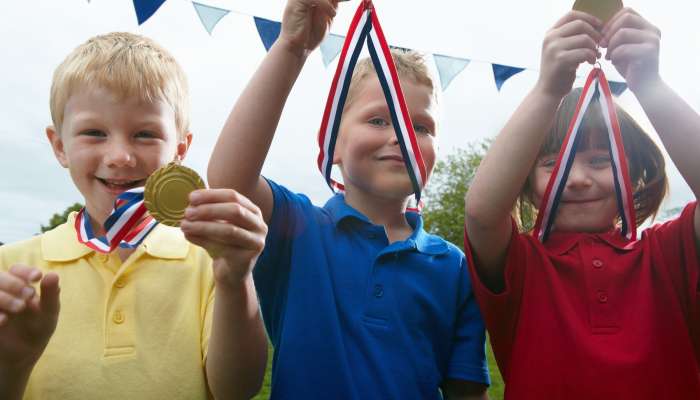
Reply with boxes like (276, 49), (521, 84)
(343, 187), (414, 242)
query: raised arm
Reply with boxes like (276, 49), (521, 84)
(464, 11), (602, 290)
(602, 8), (700, 248)
(207, 0), (338, 222)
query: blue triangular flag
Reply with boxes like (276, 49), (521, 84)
(492, 64), (525, 91)
(608, 81), (627, 97)
(192, 2), (229, 35)
(254, 17), (281, 52)
(433, 54), (470, 91)
(320, 34), (345, 67)
(133, 0), (166, 25)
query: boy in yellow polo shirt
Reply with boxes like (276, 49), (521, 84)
(0, 32), (267, 400)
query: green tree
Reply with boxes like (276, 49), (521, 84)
(41, 203), (83, 233)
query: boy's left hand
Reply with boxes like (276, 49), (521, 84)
(600, 8), (661, 92)
(180, 189), (267, 290)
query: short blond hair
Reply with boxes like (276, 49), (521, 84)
(50, 32), (189, 138)
(345, 49), (438, 108)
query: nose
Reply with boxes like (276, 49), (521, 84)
(104, 138), (136, 168)
(565, 158), (592, 190)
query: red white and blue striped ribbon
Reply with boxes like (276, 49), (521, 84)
(533, 68), (637, 242)
(75, 187), (158, 253)
(317, 0), (427, 206)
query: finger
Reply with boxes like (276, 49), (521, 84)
(189, 189), (263, 216)
(606, 42), (658, 64)
(605, 28), (659, 57)
(0, 290), (27, 313)
(601, 10), (658, 45)
(39, 273), (60, 317)
(8, 265), (42, 283)
(554, 19), (603, 43)
(602, 7), (641, 35)
(181, 220), (266, 252)
(553, 10), (602, 31)
(303, 0), (337, 19)
(0, 272), (36, 300)
(185, 202), (265, 233)
(554, 34), (600, 54)
(557, 48), (599, 68)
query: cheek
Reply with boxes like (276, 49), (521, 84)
(418, 138), (437, 172)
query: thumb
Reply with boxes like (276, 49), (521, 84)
(39, 273), (60, 318)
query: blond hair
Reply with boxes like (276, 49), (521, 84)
(50, 32), (189, 138)
(345, 49), (438, 108)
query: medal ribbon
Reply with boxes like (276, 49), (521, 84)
(317, 0), (427, 207)
(75, 187), (159, 253)
(533, 68), (637, 242)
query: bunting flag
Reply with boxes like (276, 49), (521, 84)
(608, 80), (628, 96)
(254, 17), (281, 52)
(317, 0), (427, 206)
(434, 54), (470, 91)
(192, 2), (229, 35)
(532, 68), (637, 242)
(75, 188), (159, 253)
(492, 63), (525, 91)
(320, 34), (345, 67)
(133, 0), (167, 25)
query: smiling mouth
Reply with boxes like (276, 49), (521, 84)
(97, 178), (146, 191)
(378, 155), (404, 163)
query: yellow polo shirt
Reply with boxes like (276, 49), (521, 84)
(0, 213), (215, 400)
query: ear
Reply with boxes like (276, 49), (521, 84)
(175, 132), (193, 161)
(46, 126), (69, 168)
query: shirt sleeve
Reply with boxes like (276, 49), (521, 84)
(646, 202), (700, 354)
(253, 178), (312, 342)
(463, 218), (529, 379)
(446, 253), (491, 385)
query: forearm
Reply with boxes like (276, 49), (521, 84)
(205, 276), (267, 400)
(633, 78), (700, 199)
(0, 365), (32, 400)
(466, 85), (562, 227)
(207, 40), (308, 196)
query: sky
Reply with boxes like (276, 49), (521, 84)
(1, 0), (699, 244)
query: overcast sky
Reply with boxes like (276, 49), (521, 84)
(1, 0), (699, 244)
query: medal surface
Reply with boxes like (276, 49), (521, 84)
(144, 163), (205, 227)
(573, 0), (623, 24)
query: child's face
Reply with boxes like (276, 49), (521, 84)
(531, 147), (619, 233)
(47, 86), (191, 224)
(334, 75), (437, 201)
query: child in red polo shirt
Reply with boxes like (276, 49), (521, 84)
(465, 8), (700, 399)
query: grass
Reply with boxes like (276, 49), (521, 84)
(253, 339), (504, 399)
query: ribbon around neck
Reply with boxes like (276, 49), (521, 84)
(532, 68), (637, 242)
(317, 0), (427, 210)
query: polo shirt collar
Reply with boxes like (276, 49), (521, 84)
(544, 229), (635, 255)
(42, 212), (189, 262)
(323, 194), (449, 256)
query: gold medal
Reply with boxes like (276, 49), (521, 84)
(144, 162), (206, 227)
(573, 0), (623, 24)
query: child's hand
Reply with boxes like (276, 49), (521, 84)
(278, 0), (339, 58)
(600, 8), (661, 93)
(181, 189), (267, 290)
(0, 266), (60, 370)
(536, 11), (603, 99)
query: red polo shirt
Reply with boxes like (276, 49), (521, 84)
(466, 202), (700, 399)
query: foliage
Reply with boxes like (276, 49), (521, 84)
(41, 203), (83, 233)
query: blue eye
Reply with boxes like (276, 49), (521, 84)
(413, 124), (432, 135)
(368, 118), (389, 127)
(540, 158), (556, 168)
(590, 155), (612, 166)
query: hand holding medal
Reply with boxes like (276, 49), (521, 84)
(144, 162), (206, 227)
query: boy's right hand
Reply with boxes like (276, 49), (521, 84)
(0, 266), (60, 370)
(536, 11), (603, 99)
(278, 0), (339, 58)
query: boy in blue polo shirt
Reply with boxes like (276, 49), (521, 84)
(208, 0), (489, 398)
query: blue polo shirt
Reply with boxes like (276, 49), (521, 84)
(254, 180), (489, 399)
